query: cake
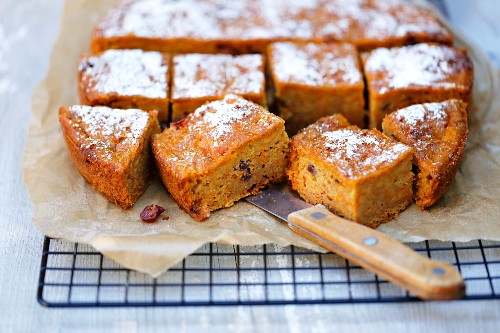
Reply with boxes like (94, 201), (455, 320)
(152, 95), (289, 221)
(78, 49), (170, 120)
(287, 114), (413, 228)
(361, 43), (473, 129)
(91, 0), (452, 54)
(330, 0), (452, 50)
(267, 42), (365, 134)
(171, 54), (265, 121)
(382, 100), (468, 209)
(59, 105), (160, 208)
(91, 0), (274, 54)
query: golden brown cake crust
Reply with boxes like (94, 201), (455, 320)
(78, 49), (170, 120)
(287, 114), (413, 228)
(382, 99), (468, 209)
(91, 0), (452, 54)
(171, 54), (266, 121)
(59, 105), (160, 208)
(152, 95), (289, 221)
(362, 43), (474, 129)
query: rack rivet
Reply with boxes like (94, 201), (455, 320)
(311, 212), (325, 219)
(364, 237), (378, 246)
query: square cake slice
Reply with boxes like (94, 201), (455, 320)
(78, 49), (170, 120)
(382, 100), (468, 209)
(268, 42), (365, 135)
(59, 105), (160, 208)
(361, 43), (473, 129)
(152, 95), (289, 221)
(171, 54), (266, 121)
(287, 114), (413, 228)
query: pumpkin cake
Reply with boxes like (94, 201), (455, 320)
(59, 105), (161, 208)
(91, 0), (452, 54)
(152, 95), (289, 221)
(287, 114), (413, 228)
(78, 49), (170, 121)
(382, 99), (468, 209)
(171, 54), (265, 121)
(362, 43), (473, 129)
(268, 42), (365, 134)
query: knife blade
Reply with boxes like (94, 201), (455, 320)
(245, 187), (465, 300)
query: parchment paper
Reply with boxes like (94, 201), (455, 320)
(24, 0), (500, 277)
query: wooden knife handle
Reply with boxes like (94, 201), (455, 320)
(287, 205), (465, 300)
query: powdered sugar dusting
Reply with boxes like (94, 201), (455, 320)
(322, 128), (409, 177)
(173, 54), (264, 99)
(69, 105), (149, 160)
(80, 49), (167, 98)
(394, 102), (448, 127)
(271, 42), (362, 86)
(272, 43), (362, 86)
(95, 0), (450, 49)
(364, 44), (461, 93)
(161, 95), (281, 171)
(99, 0), (223, 39)
(193, 95), (261, 142)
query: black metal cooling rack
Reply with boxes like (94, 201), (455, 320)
(38, 237), (500, 307)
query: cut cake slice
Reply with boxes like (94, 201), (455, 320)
(382, 99), (468, 209)
(267, 41), (365, 135)
(152, 94), (289, 221)
(287, 114), (413, 228)
(59, 105), (160, 208)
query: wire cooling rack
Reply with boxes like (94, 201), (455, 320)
(38, 237), (500, 307)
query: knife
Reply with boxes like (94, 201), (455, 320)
(245, 187), (465, 300)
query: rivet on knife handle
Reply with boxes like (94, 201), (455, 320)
(287, 205), (465, 301)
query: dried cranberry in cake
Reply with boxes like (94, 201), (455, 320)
(78, 49), (170, 120)
(382, 99), (468, 209)
(171, 54), (266, 121)
(152, 95), (289, 221)
(268, 42), (365, 134)
(362, 43), (473, 129)
(59, 105), (161, 208)
(287, 114), (413, 228)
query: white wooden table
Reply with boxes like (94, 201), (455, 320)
(1, 0), (499, 332)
